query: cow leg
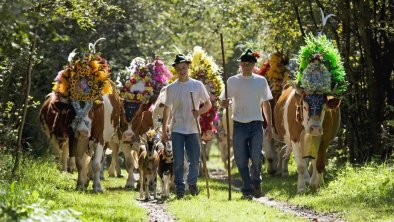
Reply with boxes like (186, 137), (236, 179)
(310, 142), (327, 188)
(60, 140), (69, 172)
(107, 146), (116, 177)
(75, 138), (90, 190)
(303, 158), (311, 185)
(310, 159), (321, 189)
(92, 143), (104, 192)
(139, 170), (144, 199)
(161, 176), (166, 198)
(68, 157), (76, 173)
(276, 144), (290, 177)
(263, 138), (277, 176)
(144, 176), (149, 200)
(153, 175), (157, 199)
(76, 153), (91, 190)
(292, 142), (308, 193)
(123, 145), (137, 189)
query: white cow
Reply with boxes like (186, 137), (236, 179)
(72, 92), (122, 192)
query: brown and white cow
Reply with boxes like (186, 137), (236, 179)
(40, 93), (76, 172)
(120, 101), (153, 189)
(274, 84), (340, 192)
(72, 92), (121, 192)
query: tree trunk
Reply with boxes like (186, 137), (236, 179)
(292, 1), (306, 38)
(11, 4), (40, 178)
(354, 0), (382, 159)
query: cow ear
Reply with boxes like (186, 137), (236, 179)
(326, 97), (341, 109)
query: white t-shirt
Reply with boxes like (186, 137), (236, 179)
(164, 78), (210, 134)
(220, 74), (273, 123)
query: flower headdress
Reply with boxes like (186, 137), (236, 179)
(296, 33), (347, 94)
(52, 38), (112, 101)
(120, 57), (154, 104)
(258, 52), (291, 93)
(148, 59), (172, 97)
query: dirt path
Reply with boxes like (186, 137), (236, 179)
(210, 169), (345, 222)
(133, 169), (344, 222)
(137, 199), (176, 222)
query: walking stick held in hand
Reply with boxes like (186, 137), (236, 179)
(220, 33), (232, 200)
(190, 91), (210, 199)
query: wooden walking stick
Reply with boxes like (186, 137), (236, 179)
(220, 33), (232, 200)
(190, 91), (210, 199)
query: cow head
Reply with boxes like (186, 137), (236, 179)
(294, 84), (341, 158)
(121, 101), (141, 143)
(295, 89), (340, 136)
(71, 100), (93, 138)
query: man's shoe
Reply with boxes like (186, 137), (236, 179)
(253, 185), (264, 198)
(176, 193), (184, 199)
(241, 193), (253, 200)
(189, 185), (199, 196)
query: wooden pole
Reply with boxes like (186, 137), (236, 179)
(220, 33), (232, 200)
(190, 91), (210, 199)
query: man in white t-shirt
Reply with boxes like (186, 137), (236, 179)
(220, 49), (273, 200)
(162, 54), (212, 199)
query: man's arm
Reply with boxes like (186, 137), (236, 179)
(162, 105), (171, 142)
(192, 99), (212, 118)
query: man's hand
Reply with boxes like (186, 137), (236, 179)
(220, 99), (230, 108)
(192, 109), (200, 118)
(265, 125), (272, 141)
(161, 131), (169, 143)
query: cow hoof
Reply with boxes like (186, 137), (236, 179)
(108, 174), (116, 178)
(267, 168), (276, 176)
(297, 188), (306, 193)
(94, 187), (103, 193)
(281, 172), (289, 177)
(125, 184), (135, 189)
(117, 174), (124, 178)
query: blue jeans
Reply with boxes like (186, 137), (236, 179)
(233, 120), (264, 195)
(171, 132), (200, 195)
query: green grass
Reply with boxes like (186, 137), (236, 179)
(0, 154), (146, 222)
(1, 142), (393, 222)
(207, 142), (394, 222)
(166, 180), (306, 222)
(262, 159), (394, 222)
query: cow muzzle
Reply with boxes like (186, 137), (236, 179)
(306, 116), (323, 136)
(77, 129), (90, 138)
(122, 131), (135, 143)
(308, 125), (322, 136)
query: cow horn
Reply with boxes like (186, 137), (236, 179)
(331, 83), (338, 95)
(293, 81), (304, 95)
(68, 48), (77, 63)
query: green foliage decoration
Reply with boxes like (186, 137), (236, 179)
(296, 33), (347, 94)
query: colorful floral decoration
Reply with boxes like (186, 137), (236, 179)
(52, 51), (112, 101)
(170, 46), (224, 138)
(120, 57), (171, 104)
(258, 52), (291, 94)
(148, 59), (173, 101)
(120, 57), (153, 103)
(296, 33), (347, 94)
